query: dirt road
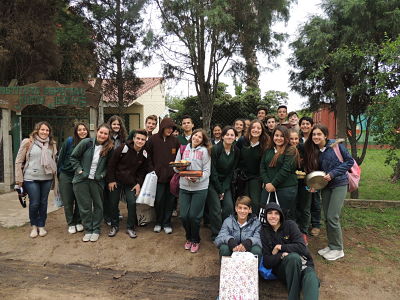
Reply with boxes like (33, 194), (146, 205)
(0, 207), (399, 299)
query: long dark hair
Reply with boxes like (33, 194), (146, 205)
(244, 119), (270, 154)
(304, 124), (329, 173)
(269, 125), (300, 168)
(96, 123), (114, 157)
(107, 115), (127, 142)
(189, 128), (212, 156)
(73, 122), (90, 146)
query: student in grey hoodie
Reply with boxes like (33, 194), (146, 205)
(174, 129), (211, 253)
(214, 196), (262, 258)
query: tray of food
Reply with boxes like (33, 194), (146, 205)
(296, 170), (306, 179)
(169, 160), (191, 168)
(179, 170), (203, 178)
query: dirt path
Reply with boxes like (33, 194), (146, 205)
(0, 208), (399, 299)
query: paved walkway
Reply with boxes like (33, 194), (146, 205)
(0, 191), (60, 228)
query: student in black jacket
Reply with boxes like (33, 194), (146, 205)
(261, 202), (319, 300)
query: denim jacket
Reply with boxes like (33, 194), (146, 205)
(319, 139), (354, 189)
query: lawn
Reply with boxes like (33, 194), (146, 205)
(356, 149), (400, 200)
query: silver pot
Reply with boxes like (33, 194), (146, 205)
(305, 171), (328, 190)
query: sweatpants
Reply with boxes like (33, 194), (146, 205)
(59, 172), (81, 226)
(73, 179), (104, 234)
(154, 182), (175, 228)
(109, 183), (137, 229)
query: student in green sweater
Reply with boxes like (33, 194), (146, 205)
(177, 115), (194, 146)
(236, 119), (270, 215)
(207, 126), (240, 240)
(70, 124), (114, 242)
(57, 122), (90, 234)
(260, 125), (300, 220)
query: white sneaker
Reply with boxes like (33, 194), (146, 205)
(68, 226), (77, 234)
(323, 249), (345, 261)
(38, 227), (47, 237)
(90, 233), (100, 242)
(76, 224), (84, 232)
(318, 246), (331, 256)
(153, 225), (162, 233)
(164, 226), (173, 234)
(82, 233), (92, 242)
(30, 226), (38, 238)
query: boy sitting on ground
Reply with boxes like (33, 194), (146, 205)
(214, 196), (262, 257)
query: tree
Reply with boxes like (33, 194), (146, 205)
(79, 0), (151, 113)
(370, 37), (400, 182)
(228, 0), (294, 88)
(54, 2), (98, 84)
(262, 90), (288, 112)
(289, 0), (400, 198)
(155, 0), (237, 131)
(0, 0), (62, 85)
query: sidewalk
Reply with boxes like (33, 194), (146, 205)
(0, 191), (60, 228)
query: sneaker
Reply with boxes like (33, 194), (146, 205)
(90, 233), (100, 242)
(323, 249), (344, 261)
(105, 220), (112, 226)
(153, 225), (162, 233)
(119, 214), (123, 220)
(190, 243), (200, 253)
(318, 246), (331, 256)
(184, 241), (192, 250)
(68, 226), (77, 234)
(82, 233), (92, 242)
(126, 229), (137, 239)
(164, 226), (173, 234)
(76, 224), (84, 232)
(172, 209), (178, 217)
(310, 227), (320, 236)
(30, 226), (38, 238)
(302, 233), (308, 246)
(38, 227), (47, 237)
(108, 226), (118, 237)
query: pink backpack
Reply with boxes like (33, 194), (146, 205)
(333, 145), (361, 192)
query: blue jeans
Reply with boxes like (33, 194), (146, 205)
(24, 180), (53, 227)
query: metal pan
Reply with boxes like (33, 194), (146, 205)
(305, 171), (328, 190)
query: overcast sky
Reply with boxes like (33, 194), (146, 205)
(137, 0), (323, 111)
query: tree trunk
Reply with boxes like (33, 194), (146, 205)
(115, 0), (124, 116)
(335, 73), (347, 139)
(391, 158), (400, 183)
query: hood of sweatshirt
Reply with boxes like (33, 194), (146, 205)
(158, 118), (177, 137)
(264, 202), (285, 223)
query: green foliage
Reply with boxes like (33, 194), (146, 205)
(289, 0), (400, 166)
(0, 0), (62, 84)
(79, 0), (151, 106)
(169, 84), (289, 129)
(54, 4), (98, 83)
(369, 37), (400, 181)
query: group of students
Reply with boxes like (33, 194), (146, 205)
(15, 107), (354, 299)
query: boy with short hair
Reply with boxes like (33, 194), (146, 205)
(265, 115), (277, 138)
(214, 196), (262, 257)
(277, 105), (290, 128)
(128, 115), (158, 140)
(177, 115), (194, 145)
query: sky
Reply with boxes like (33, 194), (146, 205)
(136, 0), (323, 112)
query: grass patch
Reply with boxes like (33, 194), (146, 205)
(355, 149), (400, 200)
(342, 206), (400, 234)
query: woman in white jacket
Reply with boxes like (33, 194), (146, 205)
(174, 129), (211, 253)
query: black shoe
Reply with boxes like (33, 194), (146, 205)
(126, 228), (137, 238)
(108, 226), (119, 237)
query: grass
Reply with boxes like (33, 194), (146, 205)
(341, 206), (400, 234)
(355, 149), (400, 200)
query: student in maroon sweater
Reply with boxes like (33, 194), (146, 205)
(106, 129), (149, 238)
(146, 118), (180, 234)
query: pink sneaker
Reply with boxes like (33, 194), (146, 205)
(184, 241), (192, 250)
(190, 242), (200, 253)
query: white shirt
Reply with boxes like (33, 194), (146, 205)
(89, 145), (102, 179)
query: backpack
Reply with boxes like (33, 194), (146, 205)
(333, 144), (361, 192)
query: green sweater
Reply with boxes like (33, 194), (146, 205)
(177, 134), (190, 145)
(69, 138), (113, 187)
(237, 139), (262, 178)
(57, 137), (75, 176)
(210, 143), (240, 194)
(260, 148), (297, 188)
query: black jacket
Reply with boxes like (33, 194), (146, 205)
(261, 202), (314, 274)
